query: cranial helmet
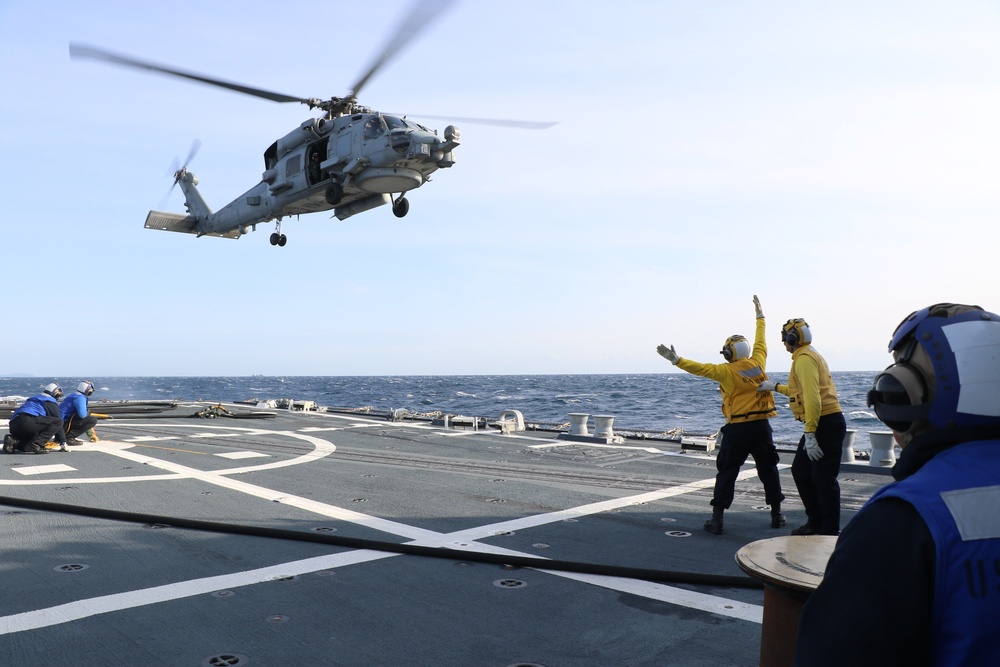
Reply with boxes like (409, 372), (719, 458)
(867, 303), (1000, 440)
(721, 335), (751, 362)
(77, 380), (95, 396)
(43, 383), (63, 399)
(781, 318), (812, 347)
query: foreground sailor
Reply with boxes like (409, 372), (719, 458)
(60, 380), (99, 445)
(795, 303), (1000, 666)
(657, 295), (785, 534)
(3, 383), (69, 454)
(758, 317), (844, 536)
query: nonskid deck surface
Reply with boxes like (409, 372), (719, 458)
(0, 403), (890, 666)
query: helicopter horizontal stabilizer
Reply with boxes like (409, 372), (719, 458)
(144, 211), (242, 240)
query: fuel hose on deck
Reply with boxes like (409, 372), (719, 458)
(0, 494), (762, 590)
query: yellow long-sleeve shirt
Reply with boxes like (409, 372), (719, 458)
(774, 344), (841, 432)
(676, 317), (776, 423)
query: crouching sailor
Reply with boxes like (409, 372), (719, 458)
(3, 383), (69, 454)
(61, 380), (99, 445)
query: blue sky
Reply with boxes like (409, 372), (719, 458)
(1, 1), (998, 376)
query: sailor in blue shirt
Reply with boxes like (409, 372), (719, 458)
(795, 303), (1000, 666)
(4, 384), (69, 454)
(60, 380), (99, 446)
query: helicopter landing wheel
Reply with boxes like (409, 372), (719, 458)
(325, 183), (344, 206)
(392, 196), (409, 218)
(277, 234), (287, 247)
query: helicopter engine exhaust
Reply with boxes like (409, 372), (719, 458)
(335, 193), (391, 221)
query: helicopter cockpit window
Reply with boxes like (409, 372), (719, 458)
(364, 116), (385, 139)
(384, 115), (409, 131)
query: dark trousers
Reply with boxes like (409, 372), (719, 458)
(64, 414), (98, 440)
(711, 419), (785, 510)
(9, 413), (65, 450)
(791, 411), (846, 535)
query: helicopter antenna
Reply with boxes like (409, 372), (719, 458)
(348, 0), (455, 100)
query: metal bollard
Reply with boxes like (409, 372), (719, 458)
(568, 413), (590, 436)
(593, 415), (616, 439)
(869, 431), (896, 467)
(841, 430), (857, 463)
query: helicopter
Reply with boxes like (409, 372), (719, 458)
(70, 0), (553, 247)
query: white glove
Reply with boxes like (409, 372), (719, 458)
(757, 380), (777, 392)
(657, 344), (680, 365)
(753, 294), (764, 319)
(804, 432), (824, 461)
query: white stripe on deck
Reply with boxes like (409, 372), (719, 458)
(13, 464), (76, 476)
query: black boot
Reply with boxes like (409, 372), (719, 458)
(704, 507), (724, 535)
(770, 506), (786, 529)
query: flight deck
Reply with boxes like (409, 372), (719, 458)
(0, 402), (890, 666)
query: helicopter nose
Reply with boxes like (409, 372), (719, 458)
(405, 127), (460, 163)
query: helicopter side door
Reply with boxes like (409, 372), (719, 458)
(307, 138), (330, 186)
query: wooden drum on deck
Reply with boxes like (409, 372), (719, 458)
(736, 535), (838, 667)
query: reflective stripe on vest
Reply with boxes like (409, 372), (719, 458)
(723, 360), (776, 423)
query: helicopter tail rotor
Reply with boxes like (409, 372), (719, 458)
(160, 139), (202, 208)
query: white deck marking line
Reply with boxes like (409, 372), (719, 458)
(528, 441), (793, 469)
(215, 451), (270, 460)
(0, 550), (395, 636)
(299, 424), (383, 432)
(541, 571), (763, 623)
(123, 437), (180, 442)
(12, 464), (76, 476)
(531, 441), (687, 453)
(0, 473), (189, 485)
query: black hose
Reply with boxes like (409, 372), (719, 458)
(0, 494), (763, 590)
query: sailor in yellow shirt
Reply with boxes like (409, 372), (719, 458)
(657, 295), (785, 535)
(758, 318), (845, 536)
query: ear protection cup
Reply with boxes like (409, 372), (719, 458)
(720, 335), (750, 362)
(781, 319), (811, 347)
(867, 363), (931, 432)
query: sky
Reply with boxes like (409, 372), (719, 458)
(0, 0), (998, 376)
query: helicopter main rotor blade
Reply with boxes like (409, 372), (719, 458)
(395, 113), (558, 130)
(69, 43), (312, 105)
(348, 0), (455, 99)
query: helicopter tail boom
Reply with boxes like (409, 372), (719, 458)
(144, 211), (242, 239)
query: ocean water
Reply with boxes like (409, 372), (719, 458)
(1, 372), (883, 447)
